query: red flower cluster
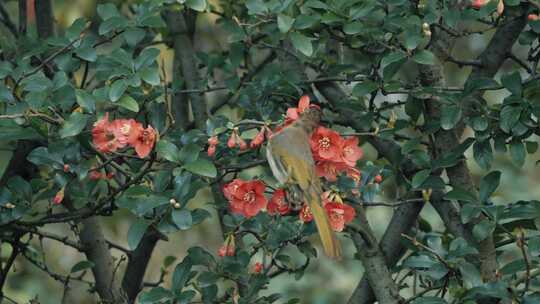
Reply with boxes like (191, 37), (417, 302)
(223, 179), (267, 218)
(218, 235), (235, 257)
(311, 126), (363, 182)
(92, 113), (157, 158)
(227, 128), (247, 150)
(267, 189), (291, 215)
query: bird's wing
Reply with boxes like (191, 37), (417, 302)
(267, 131), (316, 190)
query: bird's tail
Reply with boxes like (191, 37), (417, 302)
(307, 187), (342, 259)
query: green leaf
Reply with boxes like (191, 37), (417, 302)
(412, 50), (437, 65)
(343, 22), (363, 35)
(0, 120), (42, 141)
(75, 47), (97, 62)
(97, 3), (119, 20)
(479, 171), (501, 202)
(277, 14), (294, 33)
(183, 159), (217, 178)
(75, 89), (96, 113)
(172, 258), (193, 290)
(109, 79), (127, 102)
(412, 169), (430, 188)
(172, 209), (193, 230)
(290, 32), (313, 57)
(510, 139), (526, 167)
(461, 204), (481, 224)
(139, 287), (172, 304)
(501, 71), (522, 96)
(352, 80), (378, 97)
(473, 219), (495, 242)
(473, 140), (493, 170)
(381, 52), (407, 68)
(127, 219), (150, 250)
(472, 116), (488, 131)
(445, 187), (478, 203)
(525, 141), (538, 154)
(186, 0), (207, 11)
(499, 105), (521, 133)
(99, 16), (128, 35)
(459, 261), (482, 289)
(140, 67), (160, 85)
(70, 261), (95, 273)
(0, 62), (13, 79)
(246, 0), (268, 15)
(117, 95), (139, 112)
(412, 297), (448, 304)
(156, 140), (180, 163)
(59, 113), (89, 138)
(440, 105), (462, 130)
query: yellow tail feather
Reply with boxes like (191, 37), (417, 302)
(308, 189), (342, 259)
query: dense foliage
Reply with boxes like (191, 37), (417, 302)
(1, 0), (540, 303)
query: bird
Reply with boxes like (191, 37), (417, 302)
(265, 106), (342, 259)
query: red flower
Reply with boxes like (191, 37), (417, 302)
(315, 160), (348, 182)
(267, 189), (291, 215)
(310, 126), (343, 161)
(127, 122), (157, 158)
(208, 136), (219, 146)
(250, 128), (266, 149)
(286, 95), (311, 123)
(63, 164), (70, 173)
(253, 262), (263, 273)
(207, 144), (216, 157)
(218, 235), (235, 257)
(53, 187), (65, 205)
(299, 203), (313, 223)
(471, 0), (488, 9)
(528, 14), (540, 21)
(92, 113), (126, 153)
(340, 137), (363, 167)
(224, 179), (267, 218)
(324, 202), (356, 232)
(374, 174), (383, 184)
(89, 169), (103, 180)
(227, 129), (248, 150)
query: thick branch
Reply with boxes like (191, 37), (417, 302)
(121, 229), (161, 303)
(163, 10), (207, 129)
(77, 216), (127, 303)
(35, 0), (55, 39)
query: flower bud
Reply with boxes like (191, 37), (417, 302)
(207, 144), (216, 157)
(173, 202), (181, 209)
(5, 202), (15, 209)
(63, 164), (70, 173)
(250, 128), (265, 149)
(208, 136), (219, 146)
(238, 137), (248, 151)
(169, 198), (177, 204)
(53, 187), (65, 205)
(253, 262), (263, 274)
(227, 132), (237, 149)
(374, 174), (383, 184)
(528, 14), (540, 21)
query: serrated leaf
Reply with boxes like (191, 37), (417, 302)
(59, 113), (89, 138)
(127, 219), (150, 250)
(290, 32), (313, 57)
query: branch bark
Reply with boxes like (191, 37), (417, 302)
(77, 216), (127, 303)
(163, 10), (207, 129)
(35, 0), (55, 39)
(121, 229), (161, 303)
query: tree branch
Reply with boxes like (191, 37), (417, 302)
(76, 215), (127, 303)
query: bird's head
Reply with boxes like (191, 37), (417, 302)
(296, 105), (321, 132)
